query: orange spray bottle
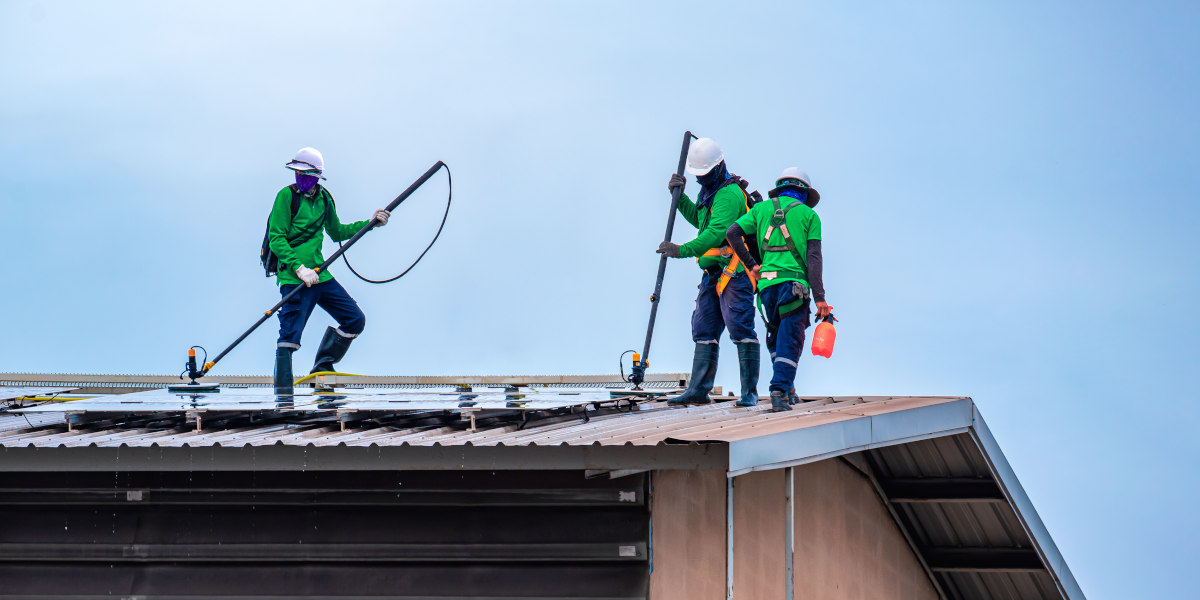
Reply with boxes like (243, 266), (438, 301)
(811, 314), (838, 358)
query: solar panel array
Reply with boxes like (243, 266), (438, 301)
(12, 386), (640, 415)
(0, 387), (76, 402)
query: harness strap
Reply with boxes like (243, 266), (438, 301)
(763, 196), (806, 265)
(701, 247), (735, 258)
(760, 269), (804, 281)
(715, 254), (757, 296)
(756, 281), (810, 328)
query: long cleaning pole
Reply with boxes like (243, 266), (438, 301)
(199, 160), (447, 376)
(629, 131), (696, 387)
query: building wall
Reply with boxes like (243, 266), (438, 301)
(733, 469), (787, 599)
(792, 458), (939, 600)
(649, 469), (727, 600)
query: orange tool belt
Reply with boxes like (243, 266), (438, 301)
(701, 247), (757, 296)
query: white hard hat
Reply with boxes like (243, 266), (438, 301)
(285, 147), (327, 179)
(685, 138), (725, 176)
(769, 167), (820, 207)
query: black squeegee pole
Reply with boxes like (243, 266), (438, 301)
(640, 131), (696, 366)
(200, 161), (446, 375)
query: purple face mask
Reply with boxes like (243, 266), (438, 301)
(295, 172), (320, 193)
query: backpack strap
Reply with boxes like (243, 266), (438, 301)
(289, 184), (303, 218)
(283, 186), (330, 247)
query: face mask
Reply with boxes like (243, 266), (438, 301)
(696, 161), (729, 191)
(779, 188), (808, 203)
(695, 161), (730, 207)
(295, 171), (320, 193)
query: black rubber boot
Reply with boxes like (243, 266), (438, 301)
(734, 341), (760, 407)
(274, 347), (294, 395)
(770, 390), (792, 412)
(668, 343), (719, 406)
(310, 326), (354, 374)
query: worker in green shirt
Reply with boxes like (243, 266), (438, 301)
(267, 147), (391, 394)
(656, 138), (760, 407)
(725, 168), (832, 411)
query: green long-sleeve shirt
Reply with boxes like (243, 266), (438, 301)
(266, 185), (368, 286)
(676, 184), (747, 271)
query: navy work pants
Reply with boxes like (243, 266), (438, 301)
(276, 278), (366, 349)
(759, 281), (811, 393)
(691, 269), (757, 344)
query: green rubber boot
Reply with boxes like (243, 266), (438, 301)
(734, 341), (760, 407)
(668, 343), (719, 406)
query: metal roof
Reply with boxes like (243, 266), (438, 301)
(0, 393), (959, 448)
(0, 383), (1082, 599)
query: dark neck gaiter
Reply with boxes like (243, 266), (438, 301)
(295, 172), (320, 194)
(696, 161), (730, 208)
(778, 188), (808, 205)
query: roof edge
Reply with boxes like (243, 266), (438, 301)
(726, 399), (976, 476)
(969, 405), (1087, 600)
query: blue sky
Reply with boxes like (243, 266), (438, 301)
(2, 1), (1197, 596)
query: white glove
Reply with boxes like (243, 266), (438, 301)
(374, 208), (390, 227)
(295, 265), (320, 287)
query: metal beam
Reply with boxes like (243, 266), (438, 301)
(881, 478), (1005, 503)
(923, 547), (1043, 573)
(0, 443), (727, 473)
(0, 487), (645, 507)
(0, 542), (649, 563)
(726, 476), (734, 600)
(784, 466), (794, 600)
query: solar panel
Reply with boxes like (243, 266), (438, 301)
(13, 387), (623, 415)
(0, 387), (77, 402)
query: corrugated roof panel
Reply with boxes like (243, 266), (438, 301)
(0, 395), (967, 449)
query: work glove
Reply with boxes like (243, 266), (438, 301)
(296, 265), (320, 287)
(656, 241), (681, 258)
(667, 173), (686, 194)
(373, 209), (390, 226)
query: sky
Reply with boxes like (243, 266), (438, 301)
(2, 0), (1198, 596)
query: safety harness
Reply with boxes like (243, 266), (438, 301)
(696, 178), (761, 297)
(700, 246), (756, 296)
(756, 195), (810, 319)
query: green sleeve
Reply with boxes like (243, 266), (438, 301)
(266, 189), (305, 269)
(323, 192), (368, 242)
(679, 187), (741, 258)
(676, 193), (700, 229)
(808, 212), (822, 241)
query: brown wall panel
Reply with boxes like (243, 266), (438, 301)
(793, 459), (939, 600)
(649, 469), (727, 600)
(733, 469), (787, 599)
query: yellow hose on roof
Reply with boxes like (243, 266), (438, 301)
(292, 371), (363, 386)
